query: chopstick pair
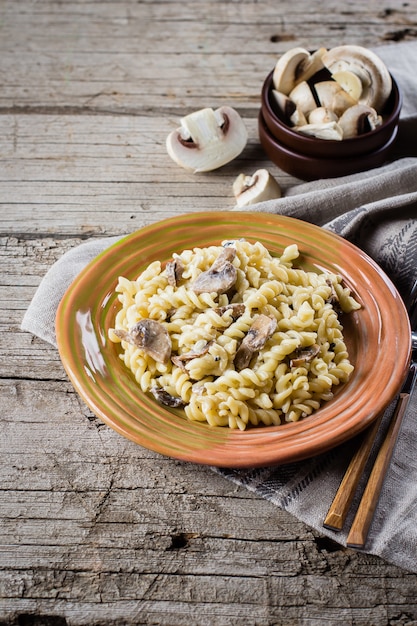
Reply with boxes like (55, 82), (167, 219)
(324, 363), (417, 548)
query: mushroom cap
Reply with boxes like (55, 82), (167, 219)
(322, 45), (392, 111)
(338, 103), (382, 138)
(273, 47), (326, 95)
(166, 106), (248, 173)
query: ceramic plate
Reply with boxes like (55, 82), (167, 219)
(55, 212), (411, 468)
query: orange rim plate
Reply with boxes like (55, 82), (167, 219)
(55, 212), (411, 468)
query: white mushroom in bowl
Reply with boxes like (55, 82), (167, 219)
(272, 47), (327, 95)
(322, 44), (392, 111)
(269, 44), (393, 141)
(166, 106), (248, 172)
(337, 103), (382, 138)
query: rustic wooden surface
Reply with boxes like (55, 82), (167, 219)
(2, 2), (417, 624)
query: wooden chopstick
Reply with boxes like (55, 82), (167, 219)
(324, 363), (416, 548)
(323, 414), (383, 531)
(345, 391), (410, 548)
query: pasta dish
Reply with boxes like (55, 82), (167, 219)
(109, 239), (360, 430)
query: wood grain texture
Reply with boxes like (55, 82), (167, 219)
(2, 1), (417, 624)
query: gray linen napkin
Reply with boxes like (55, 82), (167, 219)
(21, 42), (417, 572)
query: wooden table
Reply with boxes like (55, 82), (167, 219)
(2, 2), (417, 624)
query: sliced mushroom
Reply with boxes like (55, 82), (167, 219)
(289, 344), (320, 368)
(338, 103), (382, 138)
(332, 70), (363, 102)
(295, 121), (343, 141)
(322, 45), (392, 111)
(289, 81), (318, 116)
(308, 106), (339, 125)
(271, 90), (307, 126)
(214, 303), (246, 320)
(151, 387), (185, 408)
(314, 81), (358, 117)
(166, 106), (248, 173)
(113, 320), (171, 364)
(233, 169), (282, 207)
(234, 315), (277, 371)
(171, 340), (214, 371)
(325, 278), (342, 313)
(191, 246), (237, 295)
(273, 47), (326, 95)
(165, 257), (184, 287)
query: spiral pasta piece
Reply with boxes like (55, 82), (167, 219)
(109, 239), (360, 430)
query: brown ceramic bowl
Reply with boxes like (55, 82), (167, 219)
(258, 110), (398, 180)
(260, 69), (402, 161)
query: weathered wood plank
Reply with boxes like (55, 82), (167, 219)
(2, 377), (417, 622)
(1, 2), (416, 112)
(0, 115), (297, 238)
(2, 1), (417, 624)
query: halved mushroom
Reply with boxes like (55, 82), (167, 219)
(113, 320), (171, 364)
(289, 344), (320, 368)
(166, 106), (248, 173)
(166, 257), (184, 287)
(337, 103), (382, 138)
(308, 106), (339, 125)
(273, 47), (327, 95)
(233, 169), (282, 207)
(289, 81), (318, 116)
(314, 81), (358, 117)
(271, 90), (308, 126)
(295, 121), (343, 141)
(234, 315), (277, 371)
(322, 45), (392, 111)
(191, 246), (237, 295)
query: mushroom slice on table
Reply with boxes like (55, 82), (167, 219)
(166, 106), (248, 172)
(322, 45), (392, 111)
(337, 104), (382, 138)
(273, 47), (327, 95)
(234, 315), (277, 371)
(113, 319), (172, 364)
(233, 169), (282, 207)
(191, 246), (237, 295)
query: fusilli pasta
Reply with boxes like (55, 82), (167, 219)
(109, 239), (360, 430)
